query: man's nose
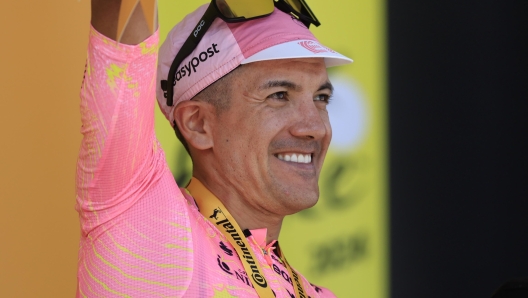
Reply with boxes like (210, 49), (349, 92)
(289, 98), (329, 140)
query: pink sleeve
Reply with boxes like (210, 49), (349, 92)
(76, 26), (164, 235)
(75, 27), (195, 297)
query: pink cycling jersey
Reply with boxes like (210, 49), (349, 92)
(75, 26), (336, 298)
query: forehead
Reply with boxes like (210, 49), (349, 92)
(244, 57), (327, 73)
(237, 58), (329, 88)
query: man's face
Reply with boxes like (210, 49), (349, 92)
(210, 58), (333, 216)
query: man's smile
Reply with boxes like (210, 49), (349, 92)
(275, 153), (313, 164)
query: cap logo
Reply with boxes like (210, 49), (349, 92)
(173, 43), (220, 85)
(298, 41), (336, 54)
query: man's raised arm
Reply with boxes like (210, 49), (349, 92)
(76, 5), (196, 295)
(77, 0), (163, 236)
(91, 0), (157, 44)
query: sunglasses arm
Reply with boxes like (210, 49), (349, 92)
(163, 4), (218, 106)
(274, 0), (320, 27)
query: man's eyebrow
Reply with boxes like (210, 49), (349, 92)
(258, 80), (334, 93)
(318, 82), (334, 93)
(259, 80), (301, 91)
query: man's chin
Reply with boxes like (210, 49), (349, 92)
(269, 167), (320, 210)
(275, 184), (320, 214)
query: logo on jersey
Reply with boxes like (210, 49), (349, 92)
(217, 255), (233, 275)
(219, 241), (233, 256)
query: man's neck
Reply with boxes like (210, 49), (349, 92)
(190, 174), (284, 245)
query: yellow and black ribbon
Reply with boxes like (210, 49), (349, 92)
(187, 177), (307, 298)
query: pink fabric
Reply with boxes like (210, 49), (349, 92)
(76, 26), (336, 297)
(227, 8), (316, 59)
(156, 5), (244, 125)
(156, 5), (320, 126)
(251, 228), (269, 249)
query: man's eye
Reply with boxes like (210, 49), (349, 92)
(268, 92), (288, 100)
(314, 94), (331, 103)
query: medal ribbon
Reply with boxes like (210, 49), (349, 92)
(187, 177), (307, 298)
(274, 245), (308, 298)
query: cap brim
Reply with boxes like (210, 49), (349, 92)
(241, 39), (352, 68)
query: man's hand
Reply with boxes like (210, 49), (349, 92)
(91, 0), (158, 45)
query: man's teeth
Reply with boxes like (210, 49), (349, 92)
(277, 153), (312, 164)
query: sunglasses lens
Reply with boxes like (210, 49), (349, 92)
(284, 0), (302, 12)
(216, 0), (274, 19)
(283, 0), (318, 21)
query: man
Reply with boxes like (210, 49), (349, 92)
(77, 1), (351, 297)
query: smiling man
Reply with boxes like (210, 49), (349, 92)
(77, 1), (351, 297)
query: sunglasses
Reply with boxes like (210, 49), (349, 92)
(161, 0), (320, 106)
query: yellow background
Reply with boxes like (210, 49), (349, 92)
(0, 1), (386, 297)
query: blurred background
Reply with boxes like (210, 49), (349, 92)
(0, 0), (526, 297)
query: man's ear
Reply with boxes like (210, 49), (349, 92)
(173, 100), (214, 150)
